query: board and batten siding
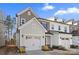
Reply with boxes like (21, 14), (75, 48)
(19, 18), (46, 49)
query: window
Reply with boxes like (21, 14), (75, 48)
(58, 25), (61, 30)
(26, 36), (32, 39)
(62, 38), (64, 40)
(41, 22), (48, 29)
(66, 38), (69, 40)
(64, 27), (67, 32)
(21, 18), (25, 24)
(22, 35), (24, 38)
(60, 37), (69, 40)
(22, 20), (24, 24)
(51, 25), (54, 29)
(60, 37), (64, 40)
(43, 36), (44, 38)
(28, 11), (31, 15)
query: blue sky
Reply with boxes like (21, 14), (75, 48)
(0, 3), (79, 20)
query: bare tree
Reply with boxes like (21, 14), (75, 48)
(5, 15), (14, 40)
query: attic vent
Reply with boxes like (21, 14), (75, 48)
(28, 11), (31, 15)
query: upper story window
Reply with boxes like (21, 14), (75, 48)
(51, 25), (54, 29)
(21, 18), (25, 25)
(22, 34), (24, 38)
(58, 25), (61, 30)
(41, 22), (48, 30)
(22, 20), (24, 24)
(64, 27), (67, 32)
(28, 11), (31, 15)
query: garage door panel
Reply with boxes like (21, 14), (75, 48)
(61, 40), (70, 48)
(25, 39), (41, 51)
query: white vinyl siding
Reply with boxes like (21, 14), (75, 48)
(50, 22), (69, 33)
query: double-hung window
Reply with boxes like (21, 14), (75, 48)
(64, 27), (67, 32)
(58, 25), (61, 30)
(51, 25), (54, 29)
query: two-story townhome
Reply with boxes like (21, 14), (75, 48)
(16, 8), (47, 51)
(65, 19), (79, 33)
(38, 18), (72, 49)
(16, 8), (72, 51)
(65, 20), (79, 46)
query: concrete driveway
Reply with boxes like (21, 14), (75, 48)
(0, 47), (79, 55)
(23, 49), (79, 55)
(26, 50), (66, 55)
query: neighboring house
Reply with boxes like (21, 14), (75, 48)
(38, 18), (72, 49)
(72, 30), (79, 46)
(0, 10), (6, 47)
(16, 8), (72, 51)
(65, 20), (79, 46)
(65, 19), (79, 33)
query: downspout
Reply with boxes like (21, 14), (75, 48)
(19, 30), (20, 48)
(45, 37), (46, 46)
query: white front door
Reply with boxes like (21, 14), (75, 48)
(46, 36), (51, 45)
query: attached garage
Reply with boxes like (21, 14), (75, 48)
(18, 17), (47, 51)
(59, 33), (72, 49)
(25, 35), (41, 50)
(72, 36), (79, 46)
(61, 39), (70, 48)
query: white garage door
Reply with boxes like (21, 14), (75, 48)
(25, 36), (41, 51)
(61, 39), (70, 48)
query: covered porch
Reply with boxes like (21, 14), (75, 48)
(45, 31), (53, 48)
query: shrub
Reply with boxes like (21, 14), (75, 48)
(19, 46), (26, 53)
(42, 45), (50, 51)
(46, 44), (52, 49)
(70, 45), (78, 48)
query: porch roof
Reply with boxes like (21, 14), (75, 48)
(46, 30), (72, 34)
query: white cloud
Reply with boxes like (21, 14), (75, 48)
(54, 7), (79, 15)
(42, 3), (54, 10)
(54, 10), (66, 15)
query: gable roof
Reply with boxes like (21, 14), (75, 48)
(37, 18), (70, 25)
(16, 7), (39, 18)
(18, 17), (47, 32)
(65, 19), (79, 25)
